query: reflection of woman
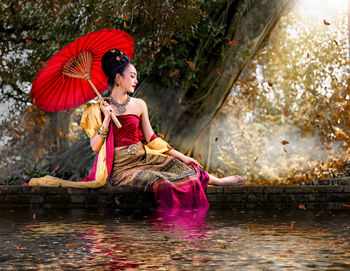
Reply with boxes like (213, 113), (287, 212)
(30, 49), (244, 208)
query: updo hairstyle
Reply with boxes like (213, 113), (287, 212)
(101, 49), (130, 87)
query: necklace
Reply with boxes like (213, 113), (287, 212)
(109, 95), (130, 114)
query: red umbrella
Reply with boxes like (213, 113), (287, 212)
(31, 29), (134, 127)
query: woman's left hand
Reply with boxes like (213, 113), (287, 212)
(180, 155), (203, 169)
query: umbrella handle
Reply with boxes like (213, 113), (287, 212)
(87, 79), (122, 128)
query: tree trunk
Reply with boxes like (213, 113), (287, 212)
(136, 0), (293, 154)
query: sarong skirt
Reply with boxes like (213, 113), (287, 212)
(109, 142), (210, 208)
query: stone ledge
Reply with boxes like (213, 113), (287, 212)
(1, 185), (350, 209)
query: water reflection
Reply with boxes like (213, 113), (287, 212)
(0, 208), (350, 270)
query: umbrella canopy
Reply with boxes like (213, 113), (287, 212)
(31, 29), (134, 111)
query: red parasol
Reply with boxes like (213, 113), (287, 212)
(30, 29), (134, 127)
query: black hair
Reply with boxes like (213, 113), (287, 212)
(101, 49), (131, 87)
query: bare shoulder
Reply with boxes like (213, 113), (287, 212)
(132, 97), (146, 106)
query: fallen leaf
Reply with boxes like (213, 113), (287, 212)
(170, 39), (178, 44)
(218, 242), (228, 249)
(281, 140), (289, 145)
(187, 61), (195, 69)
(298, 204), (307, 211)
(216, 68), (221, 75)
(325, 145), (332, 150)
(323, 19), (330, 26)
(342, 203), (350, 208)
(285, 249), (295, 254)
(228, 40), (237, 46)
(169, 70), (180, 77)
(65, 243), (78, 248)
(157, 132), (165, 138)
(283, 147), (287, 153)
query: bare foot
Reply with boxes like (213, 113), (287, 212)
(211, 175), (245, 186)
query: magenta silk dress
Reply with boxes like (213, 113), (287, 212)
(81, 114), (210, 208)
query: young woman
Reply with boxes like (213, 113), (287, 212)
(88, 49), (245, 207)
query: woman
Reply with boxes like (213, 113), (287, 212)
(29, 48), (244, 208)
(91, 49), (244, 207)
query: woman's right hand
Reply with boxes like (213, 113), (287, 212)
(100, 102), (114, 120)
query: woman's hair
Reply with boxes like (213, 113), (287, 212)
(101, 49), (131, 87)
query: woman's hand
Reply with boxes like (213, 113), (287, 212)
(181, 155), (203, 168)
(100, 102), (114, 120)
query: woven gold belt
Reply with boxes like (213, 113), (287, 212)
(114, 141), (144, 158)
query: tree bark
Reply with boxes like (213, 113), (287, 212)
(136, 0), (293, 154)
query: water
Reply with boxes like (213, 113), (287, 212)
(1, 207), (350, 270)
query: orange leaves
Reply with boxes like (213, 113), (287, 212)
(169, 70), (180, 77)
(170, 39), (178, 44)
(12, 244), (21, 249)
(187, 61), (195, 69)
(298, 204), (307, 211)
(13, 132), (20, 139)
(178, 97), (182, 104)
(325, 145), (332, 150)
(285, 249), (295, 254)
(323, 19), (330, 26)
(228, 40), (237, 46)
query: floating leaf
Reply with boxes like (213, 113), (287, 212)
(218, 242), (228, 249)
(65, 243), (78, 248)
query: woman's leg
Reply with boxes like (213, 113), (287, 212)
(208, 173), (245, 186)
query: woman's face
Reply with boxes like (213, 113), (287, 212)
(119, 64), (138, 93)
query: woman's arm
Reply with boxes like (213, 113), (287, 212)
(139, 98), (202, 168)
(90, 104), (113, 152)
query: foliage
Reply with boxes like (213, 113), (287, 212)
(209, 0), (350, 185)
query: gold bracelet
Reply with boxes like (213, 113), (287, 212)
(97, 127), (108, 138)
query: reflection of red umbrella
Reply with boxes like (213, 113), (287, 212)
(31, 29), (134, 127)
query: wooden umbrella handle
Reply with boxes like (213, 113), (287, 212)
(87, 79), (122, 128)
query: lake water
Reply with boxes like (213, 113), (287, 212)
(1, 207), (350, 270)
